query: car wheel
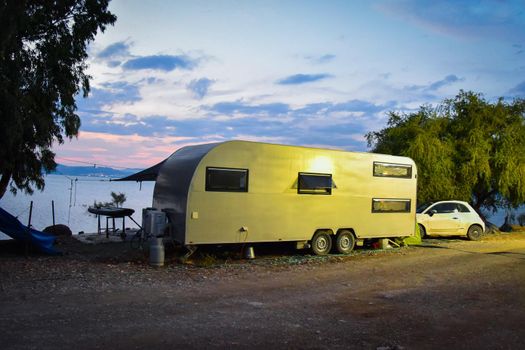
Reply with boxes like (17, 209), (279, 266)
(467, 225), (483, 241)
(311, 231), (332, 256)
(418, 224), (426, 238)
(335, 230), (355, 254)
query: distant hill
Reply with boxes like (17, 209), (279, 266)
(51, 164), (143, 178)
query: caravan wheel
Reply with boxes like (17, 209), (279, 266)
(335, 230), (355, 254)
(311, 231), (332, 256)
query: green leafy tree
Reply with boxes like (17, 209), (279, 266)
(110, 191), (126, 208)
(93, 191), (126, 208)
(366, 91), (525, 217)
(0, 0), (116, 199)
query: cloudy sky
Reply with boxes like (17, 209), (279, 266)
(57, 0), (525, 169)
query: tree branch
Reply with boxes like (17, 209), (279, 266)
(0, 171), (12, 199)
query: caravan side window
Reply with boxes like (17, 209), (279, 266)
(373, 162), (412, 179)
(372, 198), (411, 213)
(206, 167), (248, 192)
(298, 173), (332, 195)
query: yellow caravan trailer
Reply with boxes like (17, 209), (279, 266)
(152, 140), (417, 255)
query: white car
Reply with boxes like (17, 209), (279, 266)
(416, 200), (485, 240)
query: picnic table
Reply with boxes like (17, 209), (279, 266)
(87, 207), (140, 238)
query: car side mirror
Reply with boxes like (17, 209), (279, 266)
(428, 210), (436, 217)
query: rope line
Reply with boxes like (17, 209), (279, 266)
(55, 156), (139, 170)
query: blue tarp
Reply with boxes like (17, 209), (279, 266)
(0, 207), (60, 255)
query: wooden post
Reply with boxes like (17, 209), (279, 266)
(97, 214), (101, 235)
(26, 201), (33, 256)
(67, 179), (73, 225)
(51, 200), (55, 226)
(27, 201), (33, 228)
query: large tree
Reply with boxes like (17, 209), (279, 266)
(366, 91), (525, 216)
(0, 0), (116, 199)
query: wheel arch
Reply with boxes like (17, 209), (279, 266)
(467, 223), (484, 234)
(336, 228), (356, 238)
(312, 228), (335, 239)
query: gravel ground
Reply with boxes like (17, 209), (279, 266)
(1, 233), (524, 349)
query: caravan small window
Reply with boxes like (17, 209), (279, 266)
(298, 173), (332, 195)
(373, 162), (412, 178)
(372, 198), (411, 213)
(206, 167), (248, 192)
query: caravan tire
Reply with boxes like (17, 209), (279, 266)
(311, 231), (332, 256)
(335, 230), (355, 254)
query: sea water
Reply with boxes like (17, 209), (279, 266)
(0, 174), (154, 239)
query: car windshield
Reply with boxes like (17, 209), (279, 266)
(416, 202), (434, 213)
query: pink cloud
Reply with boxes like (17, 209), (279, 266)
(54, 131), (196, 169)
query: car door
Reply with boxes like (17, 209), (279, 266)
(455, 203), (476, 234)
(424, 202), (461, 235)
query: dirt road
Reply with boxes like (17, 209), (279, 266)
(1, 235), (524, 349)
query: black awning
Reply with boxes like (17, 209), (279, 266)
(113, 160), (165, 182)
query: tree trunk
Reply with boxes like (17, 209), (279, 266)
(472, 198), (487, 223)
(472, 189), (497, 223)
(0, 171), (12, 199)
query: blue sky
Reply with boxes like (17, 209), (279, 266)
(58, 0), (525, 168)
